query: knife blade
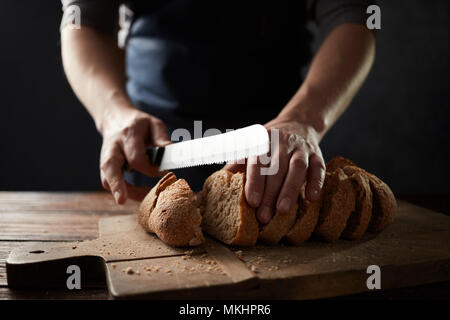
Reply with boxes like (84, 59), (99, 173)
(145, 124), (270, 171)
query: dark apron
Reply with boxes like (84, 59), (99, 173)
(124, 1), (312, 191)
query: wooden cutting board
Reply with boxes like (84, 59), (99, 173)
(6, 200), (450, 299)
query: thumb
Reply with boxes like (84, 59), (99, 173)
(149, 117), (171, 146)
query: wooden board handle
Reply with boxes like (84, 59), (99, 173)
(6, 241), (106, 288)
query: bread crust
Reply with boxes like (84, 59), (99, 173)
(365, 172), (397, 232)
(341, 166), (373, 239)
(285, 196), (322, 245)
(138, 173), (204, 247)
(326, 156), (356, 173)
(138, 172), (176, 232)
(314, 169), (356, 242)
(326, 156), (397, 233)
(259, 203), (298, 245)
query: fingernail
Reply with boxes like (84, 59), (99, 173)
(114, 191), (121, 204)
(259, 206), (272, 224)
(249, 192), (261, 207)
(157, 140), (172, 146)
(278, 198), (292, 213)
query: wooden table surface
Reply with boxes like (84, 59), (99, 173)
(1, 191), (449, 300)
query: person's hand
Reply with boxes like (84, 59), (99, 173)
(99, 105), (171, 204)
(225, 117), (326, 224)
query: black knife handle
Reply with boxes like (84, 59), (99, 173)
(146, 146), (165, 167)
(123, 146), (165, 172)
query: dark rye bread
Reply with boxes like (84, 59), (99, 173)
(259, 203), (299, 245)
(365, 172), (397, 232)
(326, 156), (397, 233)
(314, 169), (356, 242)
(138, 173), (204, 247)
(341, 166), (373, 240)
(285, 195), (322, 245)
(201, 170), (259, 246)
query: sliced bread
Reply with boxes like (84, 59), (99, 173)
(326, 156), (397, 233)
(201, 170), (259, 246)
(314, 169), (356, 242)
(341, 166), (373, 240)
(285, 195), (322, 245)
(259, 203), (299, 245)
(364, 172), (397, 232)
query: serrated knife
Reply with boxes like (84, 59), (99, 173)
(144, 124), (270, 170)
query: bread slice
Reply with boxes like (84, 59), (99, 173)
(285, 196), (322, 245)
(326, 156), (397, 233)
(138, 173), (204, 247)
(314, 169), (356, 242)
(364, 172), (397, 232)
(259, 203), (298, 245)
(201, 170), (259, 246)
(341, 166), (373, 240)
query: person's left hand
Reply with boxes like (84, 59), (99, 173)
(224, 116), (326, 224)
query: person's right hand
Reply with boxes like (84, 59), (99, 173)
(99, 105), (171, 205)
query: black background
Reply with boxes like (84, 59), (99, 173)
(0, 0), (449, 194)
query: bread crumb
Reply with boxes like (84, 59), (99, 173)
(111, 264), (116, 269)
(125, 267), (134, 275)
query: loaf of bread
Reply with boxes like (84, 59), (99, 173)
(138, 157), (396, 247)
(138, 172), (204, 247)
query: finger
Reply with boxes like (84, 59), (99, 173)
(149, 117), (171, 146)
(100, 143), (128, 205)
(245, 156), (265, 208)
(125, 182), (151, 202)
(123, 133), (162, 177)
(276, 150), (308, 214)
(305, 153), (326, 202)
(257, 140), (289, 224)
(100, 169), (110, 191)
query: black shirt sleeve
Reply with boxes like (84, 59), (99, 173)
(308, 0), (375, 37)
(60, 0), (121, 36)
